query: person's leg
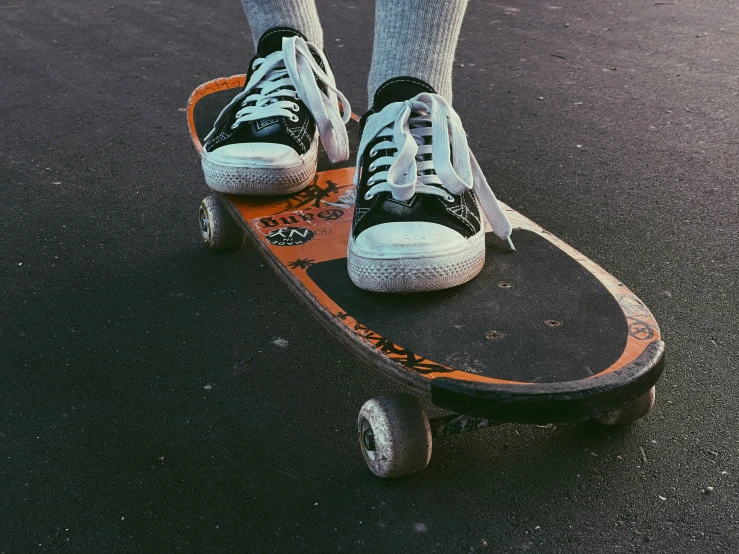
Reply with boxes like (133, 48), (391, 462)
(347, 0), (514, 293)
(367, 0), (468, 105)
(240, 0), (323, 50)
(201, 2), (350, 195)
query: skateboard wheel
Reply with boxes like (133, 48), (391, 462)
(597, 386), (656, 426)
(198, 195), (244, 250)
(357, 393), (432, 478)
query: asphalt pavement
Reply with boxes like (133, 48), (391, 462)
(2, 0), (738, 551)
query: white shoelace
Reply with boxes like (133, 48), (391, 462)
(355, 92), (515, 250)
(205, 36), (351, 164)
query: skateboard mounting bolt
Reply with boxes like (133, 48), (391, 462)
(497, 281), (514, 289)
(545, 319), (563, 327)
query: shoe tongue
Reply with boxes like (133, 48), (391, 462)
(372, 77), (437, 111)
(256, 27), (307, 57)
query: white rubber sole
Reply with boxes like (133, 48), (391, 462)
(201, 138), (318, 195)
(347, 226), (486, 293)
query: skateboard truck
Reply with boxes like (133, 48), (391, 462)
(357, 384), (657, 479)
(430, 413), (499, 437)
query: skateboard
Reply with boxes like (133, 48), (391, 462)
(188, 76), (665, 478)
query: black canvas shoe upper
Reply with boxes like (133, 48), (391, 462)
(352, 76), (482, 240)
(203, 27), (325, 157)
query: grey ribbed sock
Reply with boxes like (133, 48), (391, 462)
(368, 0), (468, 105)
(240, 0), (324, 50)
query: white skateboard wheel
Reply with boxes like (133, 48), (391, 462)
(357, 393), (432, 478)
(597, 386), (656, 426)
(199, 195), (244, 250)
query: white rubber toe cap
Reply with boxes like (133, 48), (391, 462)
(347, 222), (485, 292)
(205, 142), (303, 168)
(351, 222), (477, 260)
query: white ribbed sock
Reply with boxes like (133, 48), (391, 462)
(240, 0), (324, 50)
(368, 0), (468, 105)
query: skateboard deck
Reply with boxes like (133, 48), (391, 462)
(188, 76), (664, 429)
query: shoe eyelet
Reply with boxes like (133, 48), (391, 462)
(369, 149), (378, 159)
(368, 162), (376, 172)
(444, 194), (455, 203)
(291, 103), (300, 111)
(364, 192), (374, 201)
(290, 114), (299, 122)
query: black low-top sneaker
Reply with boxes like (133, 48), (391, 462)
(347, 77), (514, 293)
(201, 27), (351, 195)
